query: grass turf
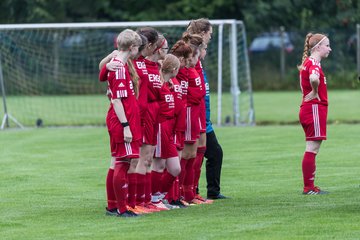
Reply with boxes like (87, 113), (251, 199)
(1, 124), (360, 239)
(3, 90), (359, 127)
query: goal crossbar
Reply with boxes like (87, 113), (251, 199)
(0, 20), (242, 30)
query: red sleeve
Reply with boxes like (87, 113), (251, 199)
(99, 65), (108, 82)
(109, 66), (129, 99)
(308, 65), (320, 78)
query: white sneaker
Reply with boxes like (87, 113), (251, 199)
(151, 192), (165, 203)
(151, 201), (170, 210)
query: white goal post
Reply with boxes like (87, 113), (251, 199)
(0, 20), (255, 128)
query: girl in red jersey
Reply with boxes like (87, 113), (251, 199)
(151, 54), (182, 208)
(140, 34), (175, 210)
(99, 31), (156, 215)
(179, 33), (206, 204)
(165, 40), (193, 207)
(186, 18), (214, 202)
(298, 33), (331, 195)
(99, 29), (142, 217)
(131, 27), (163, 211)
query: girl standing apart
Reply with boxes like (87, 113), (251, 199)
(298, 33), (331, 195)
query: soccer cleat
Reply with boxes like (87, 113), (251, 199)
(303, 186), (329, 195)
(105, 207), (118, 216)
(128, 206), (151, 215)
(134, 205), (156, 214)
(170, 199), (188, 208)
(195, 194), (214, 204)
(117, 209), (139, 217)
(143, 202), (163, 212)
(151, 201), (170, 210)
(207, 193), (229, 200)
(178, 198), (191, 207)
(161, 199), (180, 209)
(189, 198), (207, 205)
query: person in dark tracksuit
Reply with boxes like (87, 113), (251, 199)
(203, 70), (228, 200)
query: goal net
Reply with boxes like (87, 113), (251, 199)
(0, 20), (254, 128)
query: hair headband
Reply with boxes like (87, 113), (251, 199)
(153, 39), (167, 53)
(311, 36), (327, 51)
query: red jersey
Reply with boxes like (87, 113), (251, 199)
(187, 67), (205, 106)
(169, 78), (184, 116)
(133, 56), (148, 118)
(299, 57), (328, 106)
(105, 59), (141, 142)
(176, 67), (188, 107)
(158, 83), (175, 122)
(99, 65), (108, 82)
(144, 58), (162, 102)
(195, 60), (206, 94)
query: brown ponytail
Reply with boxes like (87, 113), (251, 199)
(170, 40), (192, 59)
(186, 18), (211, 34)
(297, 33), (313, 70)
(127, 60), (139, 97)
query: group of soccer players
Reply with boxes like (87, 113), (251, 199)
(98, 18), (217, 217)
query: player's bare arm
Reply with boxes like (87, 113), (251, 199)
(98, 50), (121, 70)
(111, 98), (133, 143)
(304, 73), (320, 102)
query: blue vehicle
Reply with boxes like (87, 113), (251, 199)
(249, 32), (294, 53)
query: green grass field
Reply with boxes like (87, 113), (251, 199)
(1, 90), (360, 239)
(3, 90), (360, 127)
(1, 124), (360, 239)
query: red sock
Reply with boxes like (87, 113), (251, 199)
(193, 146), (206, 195)
(174, 177), (180, 200)
(183, 157), (195, 202)
(151, 170), (163, 195)
(160, 170), (176, 195)
(135, 173), (146, 205)
(164, 169), (173, 201)
(127, 173), (137, 208)
(165, 178), (174, 202)
(113, 161), (130, 214)
(179, 158), (188, 187)
(106, 168), (116, 210)
(145, 172), (152, 203)
(302, 152), (316, 190)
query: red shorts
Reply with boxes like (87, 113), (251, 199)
(174, 131), (185, 151)
(299, 103), (327, 141)
(185, 105), (200, 144)
(154, 120), (178, 159)
(109, 133), (140, 159)
(142, 102), (159, 145)
(199, 99), (206, 133)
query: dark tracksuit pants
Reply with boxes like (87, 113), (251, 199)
(205, 130), (223, 198)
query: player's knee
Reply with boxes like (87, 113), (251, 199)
(145, 157), (153, 168)
(169, 166), (181, 177)
(182, 152), (196, 159)
(128, 158), (138, 171)
(152, 159), (165, 172)
(306, 141), (321, 154)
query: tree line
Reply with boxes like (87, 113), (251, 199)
(1, 0), (359, 32)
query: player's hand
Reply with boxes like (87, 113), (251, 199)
(304, 90), (320, 102)
(123, 126), (133, 143)
(106, 89), (111, 101)
(106, 61), (123, 71)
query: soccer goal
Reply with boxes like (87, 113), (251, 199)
(0, 20), (255, 128)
